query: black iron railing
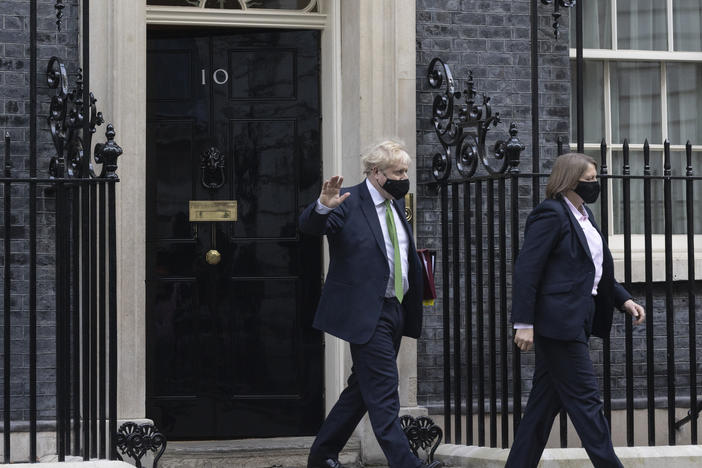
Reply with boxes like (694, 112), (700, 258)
(426, 58), (702, 448)
(0, 0), (125, 462)
(431, 133), (701, 449)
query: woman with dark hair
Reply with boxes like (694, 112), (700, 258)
(505, 153), (645, 468)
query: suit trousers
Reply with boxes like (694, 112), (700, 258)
(309, 298), (421, 468)
(505, 334), (622, 468)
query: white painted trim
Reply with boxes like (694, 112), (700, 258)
(609, 234), (702, 282)
(660, 62), (668, 142)
(146, 5), (327, 29)
(319, 0), (346, 412)
(667, 0), (674, 52)
(611, 0), (618, 51)
(569, 49), (702, 62)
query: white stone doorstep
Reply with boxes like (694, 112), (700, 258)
(1, 462), (132, 468)
(435, 444), (702, 468)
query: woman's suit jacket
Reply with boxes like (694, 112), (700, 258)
(511, 197), (631, 342)
(298, 180), (423, 345)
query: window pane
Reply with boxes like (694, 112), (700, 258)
(252, 0), (315, 8)
(611, 151), (663, 235)
(611, 62), (661, 144)
(569, 0), (611, 49)
(148, 0), (206, 6)
(570, 61), (604, 143)
(667, 63), (702, 145)
(146, 0), (315, 7)
(204, 0), (243, 7)
(673, 0), (702, 51)
(617, 0), (667, 50)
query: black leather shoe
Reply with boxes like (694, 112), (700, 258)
(307, 455), (346, 468)
(420, 461), (443, 468)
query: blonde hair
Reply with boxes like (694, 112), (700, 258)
(545, 153), (597, 199)
(360, 139), (412, 175)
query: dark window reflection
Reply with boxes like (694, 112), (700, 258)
(152, 281), (199, 395)
(229, 279), (300, 396)
(229, 50), (295, 99)
(147, 51), (192, 101)
(231, 121), (297, 238)
(204, 0), (243, 8)
(154, 122), (194, 239)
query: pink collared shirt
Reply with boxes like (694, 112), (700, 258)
(514, 197), (604, 330)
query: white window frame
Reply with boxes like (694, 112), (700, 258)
(569, 0), (702, 281)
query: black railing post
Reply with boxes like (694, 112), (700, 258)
(498, 176), (509, 449)
(99, 182), (107, 458)
(452, 184), (462, 444)
(441, 184), (451, 443)
(684, 141), (697, 444)
(530, 0), (540, 208)
(510, 167), (522, 435)
(90, 183), (98, 459)
(108, 180), (118, 460)
(663, 140), (676, 445)
(575, 0), (583, 152)
(622, 140), (634, 446)
(82, 182), (91, 459)
(463, 182), (474, 445)
(72, 185), (81, 456)
(29, 0), (38, 461)
(643, 140), (655, 446)
(487, 179), (497, 448)
(56, 177), (66, 462)
(475, 181), (485, 446)
(4, 132), (12, 464)
(599, 139), (612, 425)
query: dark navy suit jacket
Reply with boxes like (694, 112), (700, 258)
(511, 197), (631, 341)
(299, 180), (423, 345)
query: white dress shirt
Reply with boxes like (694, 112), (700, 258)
(514, 197), (604, 330)
(315, 179), (409, 297)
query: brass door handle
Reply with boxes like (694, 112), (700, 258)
(205, 249), (221, 265)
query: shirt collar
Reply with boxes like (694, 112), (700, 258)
(366, 178), (388, 207)
(563, 195), (588, 222)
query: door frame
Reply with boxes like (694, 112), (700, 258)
(89, 0), (417, 425)
(89, 0), (345, 422)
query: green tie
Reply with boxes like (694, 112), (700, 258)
(384, 199), (403, 302)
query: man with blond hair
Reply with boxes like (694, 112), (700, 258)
(299, 140), (440, 468)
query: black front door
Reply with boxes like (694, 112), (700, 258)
(146, 29), (323, 439)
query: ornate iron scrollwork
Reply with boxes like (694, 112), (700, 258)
(47, 56), (121, 180)
(115, 422), (167, 468)
(427, 58), (524, 183)
(541, 0), (576, 39)
(400, 415), (443, 463)
(201, 146), (225, 190)
(54, 0), (65, 32)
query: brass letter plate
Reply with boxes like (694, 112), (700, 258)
(189, 200), (238, 222)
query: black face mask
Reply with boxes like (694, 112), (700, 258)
(574, 180), (600, 204)
(381, 176), (410, 200)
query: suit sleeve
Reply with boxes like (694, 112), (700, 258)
(511, 203), (564, 325)
(613, 280), (633, 310)
(298, 197), (347, 236)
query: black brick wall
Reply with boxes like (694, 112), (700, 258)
(0, 0), (79, 421)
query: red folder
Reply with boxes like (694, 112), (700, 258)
(417, 249), (436, 306)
